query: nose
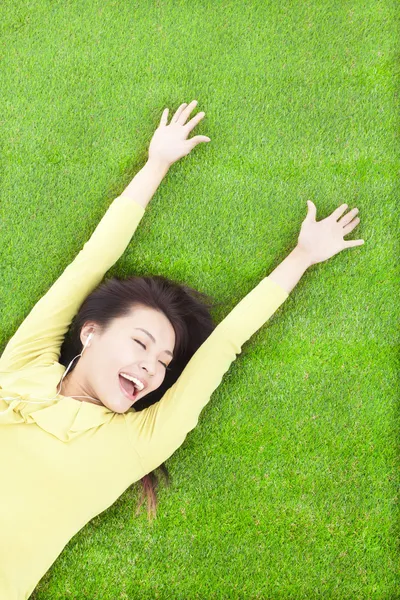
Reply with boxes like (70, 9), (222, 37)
(141, 364), (155, 378)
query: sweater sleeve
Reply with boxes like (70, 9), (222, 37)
(0, 196), (145, 374)
(125, 276), (289, 474)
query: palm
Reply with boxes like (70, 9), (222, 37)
(297, 201), (364, 265)
(148, 125), (192, 164)
(148, 100), (211, 167)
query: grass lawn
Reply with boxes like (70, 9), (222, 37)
(0, 1), (398, 598)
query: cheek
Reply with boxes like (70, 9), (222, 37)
(156, 371), (167, 389)
(91, 344), (122, 386)
(108, 341), (130, 367)
(146, 372), (164, 394)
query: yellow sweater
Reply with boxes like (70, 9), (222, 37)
(0, 194), (289, 600)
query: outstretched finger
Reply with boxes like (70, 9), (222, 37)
(343, 239), (365, 248)
(172, 103), (188, 123)
(338, 207), (359, 227)
(186, 136), (211, 150)
(185, 111), (206, 134)
(342, 217), (360, 236)
(159, 108), (169, 127)
(331, 203), (349, 221)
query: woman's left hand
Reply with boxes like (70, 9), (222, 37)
(147, 100), (211, 169)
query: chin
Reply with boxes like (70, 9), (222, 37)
(103, 397), (132, 414)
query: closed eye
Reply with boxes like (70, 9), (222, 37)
(134, 339), (170, 370)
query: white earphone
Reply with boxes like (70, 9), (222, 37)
(1, 331), (97, 405)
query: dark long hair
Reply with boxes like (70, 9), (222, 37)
(59, 274), (224, 520)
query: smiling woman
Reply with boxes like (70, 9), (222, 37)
(0, 98), (366, 599)
(59, 273), (224, 515)
(59, 303), (176, 411)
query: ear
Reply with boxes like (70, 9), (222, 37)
(80, 323), (96, 346)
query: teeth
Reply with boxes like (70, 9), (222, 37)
(120, 373), (144, 391)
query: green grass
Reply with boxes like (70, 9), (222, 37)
(1, 0), (399, 598)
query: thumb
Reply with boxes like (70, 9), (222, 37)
(190, 136), (211, 147)
(306, 200), (317, 221)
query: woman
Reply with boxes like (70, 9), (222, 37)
(0, 100), (364, 599)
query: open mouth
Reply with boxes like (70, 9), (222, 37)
(118, 374), (140, 402)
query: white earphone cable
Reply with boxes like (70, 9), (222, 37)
(0, 332), (98, 405)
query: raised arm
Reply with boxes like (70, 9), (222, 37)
(0, 159), (169, 374)
(0, 100), (209, 375)
(127, 200), (364, 474)
(125, 274), (291, 473)
(0, 195), (146, 374)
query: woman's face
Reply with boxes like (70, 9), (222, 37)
(64, 305), (176, 413)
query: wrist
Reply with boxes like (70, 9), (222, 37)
(268, 244), (311, 294)
(292, 245), (314, 269)
(146, 157), (171, 177)
(120, 158), (170, 209)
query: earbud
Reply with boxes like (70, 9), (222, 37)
(84, 332), (94, 349)
(1, 330), (97, 405)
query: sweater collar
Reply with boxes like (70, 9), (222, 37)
(0, 392), (116, 442)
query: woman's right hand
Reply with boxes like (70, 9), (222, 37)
(297, 201), (365, 266)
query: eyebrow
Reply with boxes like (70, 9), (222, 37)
(133, 328), (174, 358)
